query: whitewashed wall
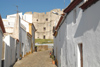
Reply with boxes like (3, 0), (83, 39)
(55, 2), (83, 67)
(54, 20), (68, 67)
(65, 7), (82, 67)
(21, 16), (35, 53)
(4, 35), (16, 67)
(10, 36), (16, 66)
(20, 25), (27, 57)
(27, 36), (31, 53)
(32, 25), (35, 51)
(54, 1), (100, 67)
(16, 40), (20, 60)
(54, 37), (56, 57)
(0, 27), (3, 67)
(4, 13), (22, 28)
(23, 14), (32, 23)
(75, 1), (100, 67)
(21, 19), (29, 32)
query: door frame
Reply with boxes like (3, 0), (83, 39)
(77, 43), (83, 67)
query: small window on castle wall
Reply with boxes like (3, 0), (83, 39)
(46, 18), (48, 21)
(37, 19), (38, 21)
(43, 35), (45, 39)
(44, 27), (46, 31)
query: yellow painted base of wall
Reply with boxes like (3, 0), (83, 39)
(20, 54), (22, 58)
(55, 59), (58, 66)
(23, 51), (34, 57)
(33, 49), (35, 52)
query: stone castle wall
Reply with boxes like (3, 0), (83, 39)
(32, 9), (63, 39)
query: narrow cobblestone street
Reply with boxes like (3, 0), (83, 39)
(14, 50), (57, 67)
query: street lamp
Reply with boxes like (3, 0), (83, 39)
(52, 11), (59, 15)
(52, 11), (66, 17)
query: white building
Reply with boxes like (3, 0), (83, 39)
(3, 12), (36, 59)
(53, 0), (100, 67)
(0, 15), (6, 67)
(21, 13), (36, 54)
(20, 24), (27, 57)
(3, 13), (22, 35)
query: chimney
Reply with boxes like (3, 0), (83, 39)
(13, 13), (20, 39)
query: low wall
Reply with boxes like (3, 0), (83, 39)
(37, 45), (48, 52)
(35, 44), (54, 51)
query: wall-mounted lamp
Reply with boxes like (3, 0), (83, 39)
(52, 11), (66, 17)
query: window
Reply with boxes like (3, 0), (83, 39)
(46, 18), (48, 21)
(37, 19), (38, 21)
(43, 35), (45, 39)
(44, 27), (46, 31)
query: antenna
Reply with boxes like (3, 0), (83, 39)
(16, 5), (19, 14)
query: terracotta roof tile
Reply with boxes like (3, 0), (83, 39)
(53, 14), (65, 36)
(80, 0), (99, 10)
(64, 0), (83, 13)
(0, 15), (6, 33)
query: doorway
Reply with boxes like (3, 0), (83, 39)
(22, 43), (24, 57)
(43, 35), (45, 39)
(77, 43), (83, 67)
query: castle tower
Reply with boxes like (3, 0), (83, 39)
(32, 9), (63, 39)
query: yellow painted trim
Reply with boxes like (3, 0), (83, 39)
(53, 31), (58, 37)
(24, 55), (25, 57)
(20, 54), (22, 58)
(29, 23), (32, 35)
(32, 49), (35, 52)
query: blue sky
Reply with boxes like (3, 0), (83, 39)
(0, 0), (70, 18)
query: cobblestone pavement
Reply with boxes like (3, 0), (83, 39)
(14, 50), (57, 67)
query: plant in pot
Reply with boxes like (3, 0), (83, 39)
(52, 55), (55, 64)
(50, 51), (52, 58)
